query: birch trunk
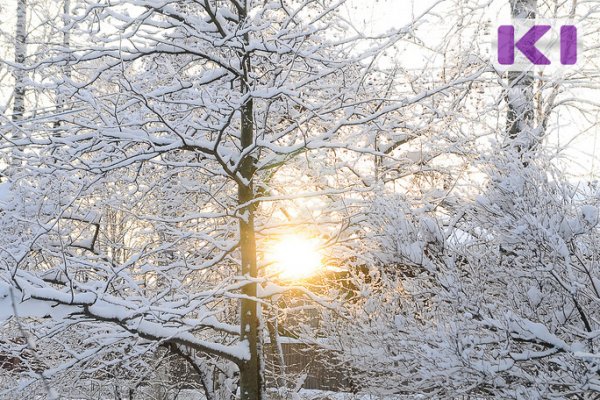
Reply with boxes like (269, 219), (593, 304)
(54, 0), (71, 127)
(12, 0), (27, 122)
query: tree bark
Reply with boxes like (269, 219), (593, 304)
(13, 0), (27, 122)
(238, 3), (263, 395)
(54, 0), (71, 128)
(238, 98), (263, 399)
(506, 0), (537, 152)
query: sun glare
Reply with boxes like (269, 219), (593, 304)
(266, 234), (324, 280)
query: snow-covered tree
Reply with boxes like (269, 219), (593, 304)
(319, 0), (600, 398)
(0, 0), (450, 398)
(2, 0), (599, 398)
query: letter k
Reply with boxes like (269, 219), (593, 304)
(498, 25), (551, 65)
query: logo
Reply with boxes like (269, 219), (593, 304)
(492, 20), (580, 71)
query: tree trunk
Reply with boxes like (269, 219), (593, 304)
(238, 105), (263, 399)
(4, 0), (28, 179)
(506, 0), (537, 152)
(54, 0), (71, 128)
(12, 0), (27, 121)
(62, 0), (71, 78)
(238, 181), (263, 400)
(238, 20), (264, 397)
(13, 0), (27, 122)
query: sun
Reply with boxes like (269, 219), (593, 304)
(265, 234), (324, 280)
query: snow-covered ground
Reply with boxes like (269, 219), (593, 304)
(286, 390), (401, 400)
(172, 389), (401, 400)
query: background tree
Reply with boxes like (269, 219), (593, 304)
(12, 0), (26, 122)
